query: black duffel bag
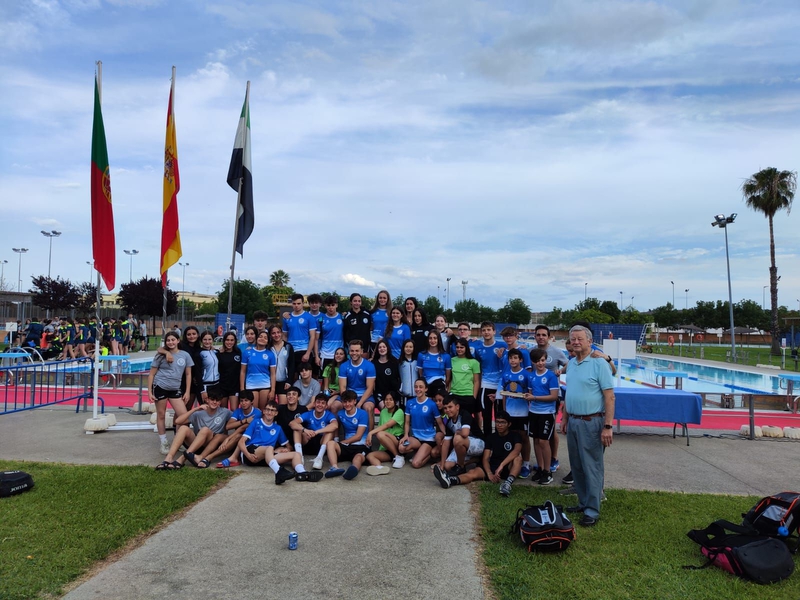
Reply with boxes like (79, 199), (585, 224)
(0, 470), (35, 497)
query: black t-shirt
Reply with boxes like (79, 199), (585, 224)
(217, 349), (242, 391)
(343, 310), (372, 347)
(373, 358), (401, 400)
(486, 430), (522, 465)
(445, 408), (483, 440)
(411, 326), (430, 354)
(277, 404), (307, 440)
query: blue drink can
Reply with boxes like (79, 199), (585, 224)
(288, 532), (298, 550)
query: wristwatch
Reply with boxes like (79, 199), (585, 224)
(605, 356), (613, 363)
(603, 424), (613, 430)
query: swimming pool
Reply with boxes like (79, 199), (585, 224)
(617, 356), (781, 394)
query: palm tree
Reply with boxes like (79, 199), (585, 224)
(269, 269), (291, 288)
(741, 167), (797, 354)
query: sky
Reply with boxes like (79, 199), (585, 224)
(1, 0), (799, 315)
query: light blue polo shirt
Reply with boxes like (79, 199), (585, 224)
(564, 356), (614, 416)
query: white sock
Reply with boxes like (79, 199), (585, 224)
(295, 464), (306, 473)
(294, 443), (303, 454)
(523, 461), (530, 468)
(268, 459), (280, 474)
(159, 434), (167, 443)
(317, 444), (327, 459)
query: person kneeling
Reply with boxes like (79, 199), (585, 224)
(156, 388), (232, 470)
(325, 390), (369, 480)
(438, 394), (485, 477)
(237, 400), (307, 485)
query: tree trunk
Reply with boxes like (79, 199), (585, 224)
(769, 215), (780, 355)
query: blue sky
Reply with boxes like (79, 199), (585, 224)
(1, 0), (799, 314)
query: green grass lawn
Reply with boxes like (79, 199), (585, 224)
(0, 460), (233, 600)
(478, 484), (800, 600)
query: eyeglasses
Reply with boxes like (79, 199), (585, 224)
(458, 327), (469, 331)
(265, 407), (279, 412)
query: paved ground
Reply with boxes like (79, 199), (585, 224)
(1, 405), (798, 599)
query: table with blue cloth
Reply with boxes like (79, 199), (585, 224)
(613, 387), (703, 445)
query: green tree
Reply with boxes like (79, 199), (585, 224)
(269, 270), (291, 288)
(74, 282), (99, 316)
(262, 283), (294, 318)
(196, 300), (219, 316)
(573, 308), (612, 324)
(599, 300), (621, 323)
(29, 276), (79, 313)
(217, 279), (266, 321)
(651, 303), (679, 329)
(477, 304), (498, 323)
(421, 295), (444, 319)
(542, 306), (564, 328)
(392, 294), (405, 309)
(497, 298), (531, 325)
(118, 277), (178, 317)
(742, 167), (797, 353)
(734, 299), (768, 330)
(453, 299), (481, 324)
(619, 307), (648, 325)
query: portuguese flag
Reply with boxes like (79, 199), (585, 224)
(90, 75), (116, 290)
(160, 73), (182, 287)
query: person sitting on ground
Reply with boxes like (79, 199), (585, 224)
(398, 378), (446, 469)
(156, 388), (233, 470)
(365, 391), (406, 474)
(438, 394), (485, 477)
(237, 400), (307, 485)
(433, 410), (522, 496)
(325, 390), (370, 480)
(293, 362), (321, 408)
(214, 390), (262, 468)
(277, 386), (308, 442)
(289, 393), (338, 470)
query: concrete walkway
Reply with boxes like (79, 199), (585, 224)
(1, 406), (798, 599)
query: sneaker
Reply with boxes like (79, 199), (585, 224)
(499, 481), (512, 497)
(562, 471), (574, 485)
(159, 439), (170, 455)
(602, 491), (607, 502)
(550, 458), (560, 473)
(433, 464), (451, 489)
(312, 456), (324, 470)
(366, 465), (389, 476)
(538, 473), (553, 486)
(325, 467), (345, 478)
(391, 455), (405, 469)
(520, 465), (532, 478)
(559, 486), (577, 496)
(343, 465), (359, 480)
(449, 464), (466, 477)
(531, 469), (543, 482)
(275, 467), (296, 485)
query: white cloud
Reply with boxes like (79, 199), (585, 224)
(340, 274), (379, 288)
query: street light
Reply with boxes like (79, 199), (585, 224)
(0, 259), (7, 289)
(12, 248), (28, 292)
(86, 261), (94, 283)
(123, 249), (139, 282)
(462, 280), (468, 302)
(670, 280), (675, 307)
(40, 230), (61, 279)
(684, 289), (689, 310)
(619, 291), (623, 310)
(446, 277), (451, 311)
(179, 262), (189, 328)
(763, 285), (768, 310)
(711, 213), (737, 362)
(630, 295), (634, 309)
(584, 282), (588, 301)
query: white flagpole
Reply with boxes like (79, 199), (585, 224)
(92, 60), (103, 422)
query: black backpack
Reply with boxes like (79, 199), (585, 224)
(686, 520), (795, 584)
(510, 500), (576, 552)
(742, 491), (800, 551)
(0, 471), (35, 498)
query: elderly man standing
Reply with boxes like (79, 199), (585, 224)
(563, 325), (615, 527)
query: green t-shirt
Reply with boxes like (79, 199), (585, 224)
(323, 363), (340, 393)
(378, 407), (404, 437)
(450, 357), (480, 396)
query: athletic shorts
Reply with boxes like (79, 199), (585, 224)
(408, 438), (436, 448)
(485, 460), (510, 480)
(528, 413), (556, 440)
(303, 436), (322, 456)
(339, 443), (369, 462)
(274, 381), (288, 395)
(509, 416), (529, 433)
(445, 436), (485, 463)
(478, 387), (497, 410)
(243, 444), (275, 466)
(152, 385), (182, 401)
(202, 382), (220, 395)
(452, 394), (478, 414)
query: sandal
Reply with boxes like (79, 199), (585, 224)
(185, 452), (199, 467)
(168, 460), (183, 470)
(216, 459), (231, 468)
(197, 458), (210, 469)
(155, 461), (170, 470)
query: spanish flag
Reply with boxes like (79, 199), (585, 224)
(90, 73), (116, 291)
(160, 69), (182, 287)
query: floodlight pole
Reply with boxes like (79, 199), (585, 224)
(712, 213), (737, 363)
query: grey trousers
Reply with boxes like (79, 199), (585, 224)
(566, 416), (605, 519)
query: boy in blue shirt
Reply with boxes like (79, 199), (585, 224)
(213, 390), (261, 468)
(238, 400), (307, 485)
(498, 348), (534, 478)
(325, 390), (370, 480)
(282, 293), (317, 379)
(526, 347), (560, 485)
(339, 339), (376, 431)
(472, 321), (507, 434)
(290, 393), (339, 470)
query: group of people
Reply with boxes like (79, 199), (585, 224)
(147, 291), (617, 525)
(8, 314), (148, 358)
